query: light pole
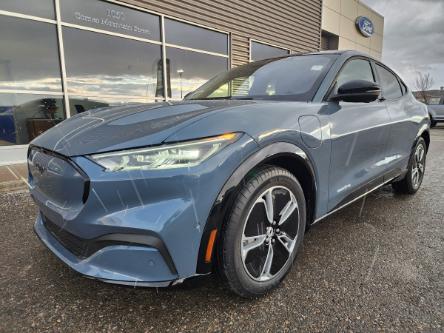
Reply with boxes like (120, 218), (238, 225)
(177, 69), (184, 99)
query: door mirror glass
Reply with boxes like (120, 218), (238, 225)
(330, 80), (381, 103)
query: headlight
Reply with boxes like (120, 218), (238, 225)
(89, 133), (241, 172)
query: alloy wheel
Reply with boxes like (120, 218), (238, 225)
(241, 186), (300, 282)
(412, 143), (425, 189)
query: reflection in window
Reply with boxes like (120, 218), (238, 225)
(60, 0), (161, 41)
(187, 55), (335, 101)
(375, 65), (402, 100)
(0, 94), (65, 145)
(0, 16), (62, 92)
(335, 59), (374, 94)
(68, 96), (149, 115)
(63, 28), (163, 100)
(165, 19), (228, 54)
(166, 47), (228, 99)
(251, 41), (290, 62)
(0, 0), (55, 19)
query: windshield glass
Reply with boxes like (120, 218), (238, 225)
(185, 54), (337, 101)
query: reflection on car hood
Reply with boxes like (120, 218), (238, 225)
(31, 100), (257, 156)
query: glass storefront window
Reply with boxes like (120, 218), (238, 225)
(0, 94), (65, 145)
(251, 41), (290, 62)
(63, 28), (163, 100)
(0, 0), (55, 19)
(0, 16), (62, 92)
(165, 47), (228, 99)
(60, 0), (161, 41)
(165, 19), (228, 54)
(68, 96), (150, 115)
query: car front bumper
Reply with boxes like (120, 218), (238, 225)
(34, 213), (176, 286)
(30, 134), (258, 285)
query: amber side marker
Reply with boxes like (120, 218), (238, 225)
(205, 229), (218, 263)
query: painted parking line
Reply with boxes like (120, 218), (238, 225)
(6, 166), (19, 180)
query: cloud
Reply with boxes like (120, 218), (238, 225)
(362, 0), (444, 89)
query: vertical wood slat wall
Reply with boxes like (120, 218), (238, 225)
(123, 0), (322, 67)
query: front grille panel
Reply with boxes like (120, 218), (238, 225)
(42, 215), (91, 258)
(28, 147), (89, 212)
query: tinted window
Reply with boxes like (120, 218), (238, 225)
(165, 19), (228, 54)
(60, 0), (161, 41)
(335, 59), (374, 93)
(187, 55), (336, 101)
(0, 16), (62, 92)
(0, 94), (65, 145)
(375, 64), (403, 100)
(63, 28), (163, 100)
(0, 0), (55, 19)
(251, 41), (289, 62)
(165, 47), (228, 99)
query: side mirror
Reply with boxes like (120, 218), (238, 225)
(330, 80), (381, 103)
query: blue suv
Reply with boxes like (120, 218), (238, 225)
(30, 51), (430, 297)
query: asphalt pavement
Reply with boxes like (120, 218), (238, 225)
(1, 127), (443, 332)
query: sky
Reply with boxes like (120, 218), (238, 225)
(362, 0), (444, 90)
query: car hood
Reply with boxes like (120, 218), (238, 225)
(31, 100), (258, 156)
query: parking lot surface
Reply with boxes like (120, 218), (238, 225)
(1, 127), (443, 332)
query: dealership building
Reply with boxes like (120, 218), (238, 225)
(0, 0), (383, 165)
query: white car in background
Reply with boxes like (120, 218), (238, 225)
(428, 97), (444, 127)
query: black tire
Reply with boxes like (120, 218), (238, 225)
(430, 115), (437, 128)
(220, 166), (306, 298)
(392, 138), (427, 194)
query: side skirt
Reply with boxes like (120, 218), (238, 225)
(312, 174), (400, 225)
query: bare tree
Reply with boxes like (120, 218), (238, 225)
(415, 72), (434, 104)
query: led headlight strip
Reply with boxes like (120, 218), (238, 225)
(89, 133), (240, 172)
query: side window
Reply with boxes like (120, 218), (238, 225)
(334, 59), (375, 94)
(375, 64), (403, 100)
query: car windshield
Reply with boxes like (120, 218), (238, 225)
(185, 54), (337, 101)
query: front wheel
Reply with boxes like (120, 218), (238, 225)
(392, 138), (427, 194)
(220, 166), (306, 298)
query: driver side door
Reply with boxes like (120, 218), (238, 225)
(327, 58), (392, 210)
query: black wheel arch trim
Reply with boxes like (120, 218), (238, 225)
(196, 141), (317, 274)
(415, 124), (430, 152)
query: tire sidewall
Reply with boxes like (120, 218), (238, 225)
(407, 138), (427, 192)
(223, 167), (306, 296)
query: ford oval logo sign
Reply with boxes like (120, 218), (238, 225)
(355, 16), (374, 38)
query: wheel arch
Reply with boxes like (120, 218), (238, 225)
(196, 142), (317, 274)
(420, 129), (430, 152)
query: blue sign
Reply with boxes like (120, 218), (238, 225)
(355, 16), (374, 38)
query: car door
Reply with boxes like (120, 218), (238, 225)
(327, 58), (392, 211)
(374, 63), (418, 177)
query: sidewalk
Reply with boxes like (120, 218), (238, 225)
(0, 163), (28, 193)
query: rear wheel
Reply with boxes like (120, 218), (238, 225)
(392, 138), (427, 194)
(429, 114), (437, 128)
(220, 166), (306, 298)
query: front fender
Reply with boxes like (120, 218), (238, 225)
(196, 141), (317, 274)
